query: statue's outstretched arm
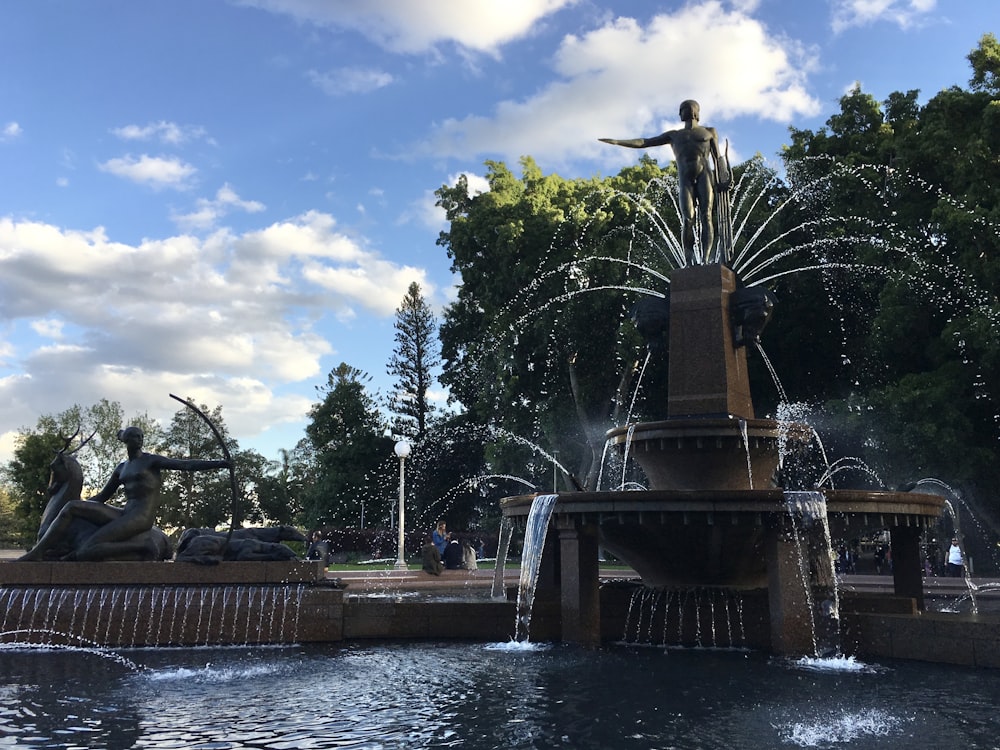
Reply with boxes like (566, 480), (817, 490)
(600, 132), (673, 149)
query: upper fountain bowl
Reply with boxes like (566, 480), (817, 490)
(606, 417), (811, 491)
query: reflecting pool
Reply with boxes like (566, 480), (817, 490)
(2, 641), (999, 749)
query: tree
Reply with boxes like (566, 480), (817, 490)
(156, 400), (236, 531)
(1, 400), (162, 544)
(0, 484), (19, 546)
(777, 38), (1000, 501)
(302, 363), (394, 528)
(968, 32), (1000, 94)
(387, 281), (439, 441)
(254, 447), (307, 526)
(436, 157), (668, 491)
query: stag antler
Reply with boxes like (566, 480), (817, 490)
(68, 428), (98, 455)
(55, 425), (98, 455)
(54, 426), (82, 455)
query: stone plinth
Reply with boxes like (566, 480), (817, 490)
(0, 560), (341, 647)
(667, 264), (754, 419)
(0, 560), (325, 586)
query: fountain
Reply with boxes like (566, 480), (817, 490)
(2, 109), (1000, 750)
(499, 110), (949, 656)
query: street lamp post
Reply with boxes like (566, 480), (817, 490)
(394, 440), (411, 570)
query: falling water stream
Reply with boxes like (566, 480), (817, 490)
(514, 494), (559, 641)
(783, 490), (842, 657)
(0, 584), (306, 647)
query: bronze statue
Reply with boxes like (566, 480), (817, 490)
(601, 99), (731, 265)
(174, 526), (307, 565)
(20, 426), (229, 562)
(25, 429), (171, 562)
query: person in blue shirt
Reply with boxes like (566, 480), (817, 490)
(432, 520), (449, 556)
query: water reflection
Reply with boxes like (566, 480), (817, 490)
(1, 641), (999, 749)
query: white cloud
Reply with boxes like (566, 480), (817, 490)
(111, 121), (209, 145)
(302, 258), (428, 316)
(30, 318), (65, 339)
(415, 3), (821, 166)
(98, 154), (197, 189)
(1, 122), (22, 142)
(173, 183), (266, 232)
(235, 0), (577, 55)
(831, 0), (937, 33)
(0, 211), (430, 462)
(307, 67), (394, 95)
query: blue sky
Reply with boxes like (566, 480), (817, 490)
(0, 0), (994, 465)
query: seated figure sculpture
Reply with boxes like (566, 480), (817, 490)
(24, 431), (172, 561)
(20, 426), (229, 562)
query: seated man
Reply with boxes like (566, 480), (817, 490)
(442, 537), (464, 570)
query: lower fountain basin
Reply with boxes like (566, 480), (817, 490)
(501, 489), (946, 588)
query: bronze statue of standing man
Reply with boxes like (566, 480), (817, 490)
(601, 99), (730, 265)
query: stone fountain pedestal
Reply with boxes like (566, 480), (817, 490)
(503, 264), (946, 655)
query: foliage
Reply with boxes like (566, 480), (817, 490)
(436, 156), (672, 490)
(387, 281), (440, 440)
(401, 412), (492, 534)
(968, 32), (1000, 94)
(775, 36), (1000, 493)
(254, 447), (307, 526)
(1, 400), (163, 544)
(0, 485), (20, 546)
(301, 363), (395, 529)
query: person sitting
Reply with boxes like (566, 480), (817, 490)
(432, 521), (449, 556)
(421, 535), (443, 575)
(442, 537), (464, 570)
(305, 530), (330, 564)
(462, 541), (478, 571)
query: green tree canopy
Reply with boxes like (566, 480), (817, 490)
(302, 363), (395, 528)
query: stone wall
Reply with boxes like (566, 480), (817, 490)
(842, 610), (1000, 669)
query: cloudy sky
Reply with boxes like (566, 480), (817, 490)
(0, 0), (993, 464)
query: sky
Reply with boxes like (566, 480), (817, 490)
(0, 0), (995, 466)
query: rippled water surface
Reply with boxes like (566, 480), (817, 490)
(2, 641), (999, 749)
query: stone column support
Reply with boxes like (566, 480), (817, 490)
(764, 526), (815, 656)
(890, 525), (925, 610)
(555, 515), (601, 646)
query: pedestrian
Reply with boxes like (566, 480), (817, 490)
(442, 536), (464, 570)
(946, 537), (964, 577)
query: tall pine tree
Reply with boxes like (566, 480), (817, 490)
(387, 282), (439, 441)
